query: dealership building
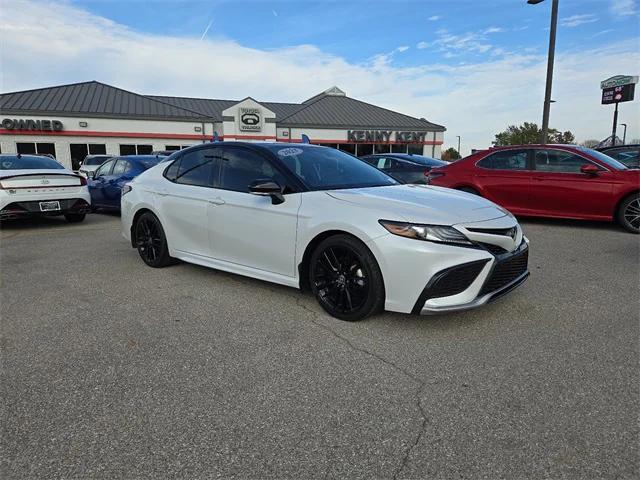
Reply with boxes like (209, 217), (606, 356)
(0, 81), (445, 170)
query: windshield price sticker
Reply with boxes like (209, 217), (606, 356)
(277, 148), (304, 157)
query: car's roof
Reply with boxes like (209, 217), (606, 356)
(0, 153), (54, 160)
(119, 154), (167, 161)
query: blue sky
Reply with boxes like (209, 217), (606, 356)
(78, 0), (638, 67)
(1, 0), (639, 152)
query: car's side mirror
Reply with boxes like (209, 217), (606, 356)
(580, 164), (599, 175)
(86, 171), (95, 179)
(249, 179), (285, 205)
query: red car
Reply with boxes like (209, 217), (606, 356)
(428, 145), (640, 233)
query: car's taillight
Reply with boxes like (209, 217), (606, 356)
(78, 176), (87, 186)
(122, 184), (133, 196)
(424, 169), (430, 177)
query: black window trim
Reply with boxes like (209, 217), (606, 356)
(162, 145), (221, 189)
(96, 158), (116, 177)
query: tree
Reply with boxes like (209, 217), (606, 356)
(441, 147), (461, 161)
(494, 122), (576, 145)
(581, 139), (600, 148)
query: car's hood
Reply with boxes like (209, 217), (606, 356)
(325, 185), (510, 225)
(0, 169), (76, 178)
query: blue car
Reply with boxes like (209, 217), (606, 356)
(88, 155), (166, 210)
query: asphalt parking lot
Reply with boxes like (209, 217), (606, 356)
(1, 214), (638, 479)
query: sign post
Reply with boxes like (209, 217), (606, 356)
(600, 75), (638, 146)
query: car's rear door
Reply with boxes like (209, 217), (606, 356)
(89, 159), (116, 206)
(529, 148), (614, 219)
(159, 147), (220, 258)
(208, 145), (301, 277)
(474, 149), (533, 213)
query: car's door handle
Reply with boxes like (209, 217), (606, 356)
(208, 197), (226, 205)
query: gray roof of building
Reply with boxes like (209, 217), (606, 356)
(0, 81), (207, 121)
(1, 81), (445, 131)
(278, 93), (445, 131)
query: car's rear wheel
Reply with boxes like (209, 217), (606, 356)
(456, 186), (480, 196)
(64, 213), (85, 223)
(617, 193), (640, 234)
(309, 234), (385, 321)
(134, 212), (174, 267)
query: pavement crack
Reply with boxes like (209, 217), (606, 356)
(294, 296), (428, 480)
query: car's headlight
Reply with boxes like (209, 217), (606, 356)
(378, 220), (473, 246)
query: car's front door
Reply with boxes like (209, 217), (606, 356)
(529, 148), (614, 218)
(208, 146), (301, 278)
(90, 159), (116, 206)
(103, 158), (131, 208)
(474, 149), (533, 213)
(159, 147), (220, 258)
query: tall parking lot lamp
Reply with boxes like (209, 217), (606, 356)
(528, 0), (559, 144)
(620, 123), (627, 144)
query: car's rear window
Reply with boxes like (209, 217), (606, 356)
(0, 155), (65, 170)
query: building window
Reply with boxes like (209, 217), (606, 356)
(356, 144), (374, 156)
(392, 144), (408, 153)
(337, 143), (356, 155)
(165, 145), (194, 151)
(120, 144), (153, 155)
(17, 142), (56, 157)
(374, 144), (391, 154)
(408, 144), (424, 155)
(70, 143), (107, 170)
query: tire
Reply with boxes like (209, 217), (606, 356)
(456, 186), (480, 196)
(134, 212), (174, 267)
(617, 193), (640, 234)
(64, 213), (86, 223)
(309, 234), (385, 321)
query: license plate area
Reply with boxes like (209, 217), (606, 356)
(39, 201), (61, 212)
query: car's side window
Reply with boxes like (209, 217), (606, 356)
(375, 157), (391, 170)
(112, 159), (130, 176)
(534, 149), (602, 173)
(609, 149), (639, 165)
(175, 148), (219, 188)
(477, 150), (529, 170)
(219, 147), (287, 193)
(95, 159), (115, 177)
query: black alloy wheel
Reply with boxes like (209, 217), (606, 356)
(309, 235), (385, 321)
(135, 212), (173, 267)
(618, 194), (640, 234)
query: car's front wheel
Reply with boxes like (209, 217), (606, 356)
(617, 193), (640, 234)
(309, 234), (385, 321)
(134, 212), (174, 267)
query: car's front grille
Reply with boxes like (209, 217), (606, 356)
(477, 242), (508, 255)
(480, 247), (529, 296)
(425, 260), (489, 299)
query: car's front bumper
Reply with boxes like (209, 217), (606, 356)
(418, 241), (529, 314)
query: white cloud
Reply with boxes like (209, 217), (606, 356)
(416, 41), (429, 49)
(560, 14), (599, 27)
(428, 15), (441, 21)
(1, 0), (638, 155)
(396, 45), (409, 53)
(611, 0), (637, 16)
(483, 27), (504, 34)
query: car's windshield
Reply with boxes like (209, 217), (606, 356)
(0, 155), (65, 170)
(266, 145), (399, 190)
(85, 156), (111, 165)
(576, 147), (628, 170)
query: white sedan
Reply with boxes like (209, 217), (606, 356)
(121, 143), (529, 320)
(0, 154), (91, 223)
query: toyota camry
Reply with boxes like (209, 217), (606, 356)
(121, 143), (529, 321)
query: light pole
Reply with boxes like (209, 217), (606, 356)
(620, 123), (627, 144)
(528, 0), (559, 144)
(456, 135), (461, 156)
